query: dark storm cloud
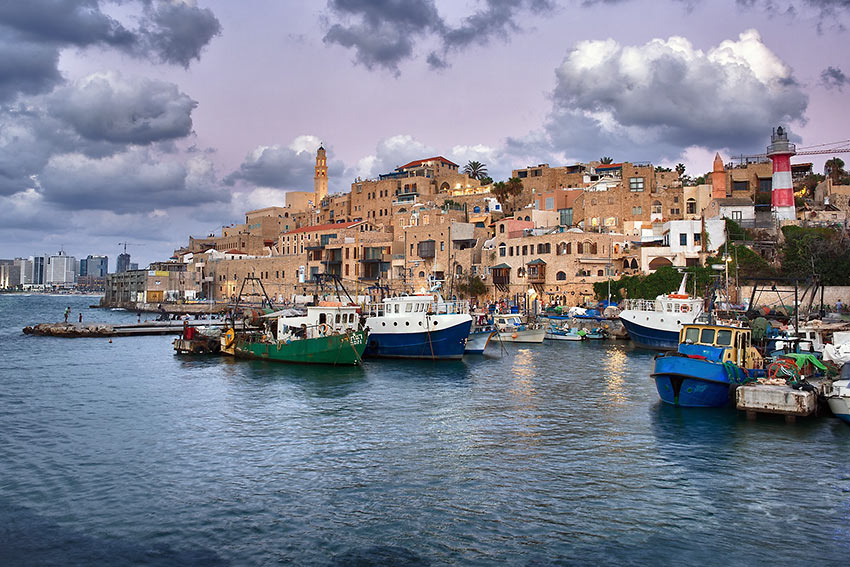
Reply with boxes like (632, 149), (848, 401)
(821, 66), (850, 89)
(48, 72), (197, 144)
(38, 150), (229, 214)
(0, 31), (62, 102)
(0, 1), (220, 104)
(323, 0), (554, 73)
(507, 30), (808, 163)
(137, 0), (222, 68)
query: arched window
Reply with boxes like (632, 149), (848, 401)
(686, 198), (697, 214)
(455, 265), (463, 275)
(558, 242), (567, 255)
(577, 242), (584, 254)
(525, 216), (531, 221)
(651, 200), (662, 215)
(499, 243), (506, 257)
(499, 224), (505, 233)
(556, 271), (567, 280)
(418, 270), (425, 277)
(544, 243), (551, 254)
(591, 242), (598, 255)
(566, 242), (571, 254)
(598, 270), (604, 276)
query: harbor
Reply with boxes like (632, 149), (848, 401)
(4, 293), (850, 565)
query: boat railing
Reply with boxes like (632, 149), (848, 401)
(366, 299), (470, 317)
(621, 298), (660, 312)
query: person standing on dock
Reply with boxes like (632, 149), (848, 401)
(64, 306), (70, 323)
(78, 313), (82, 323)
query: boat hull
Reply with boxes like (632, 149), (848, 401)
(498, 328), (546, 343)
(827, 380), (850, 424)
(233, 330), (367, 365)
(652, 355), (735, 408)
(465, 330), (496, 354)
(364, 320), (472, 359)
(620, 317), (680, 350)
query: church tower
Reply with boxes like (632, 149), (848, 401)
(314, 145), (328, 205)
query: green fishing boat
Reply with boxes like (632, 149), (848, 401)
(225, 302), (368, 365)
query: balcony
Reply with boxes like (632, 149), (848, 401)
(526, 259), (546, 283)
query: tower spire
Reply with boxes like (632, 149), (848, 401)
(314, 145), (328, 205)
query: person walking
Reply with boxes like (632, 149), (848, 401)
(64, 306), (70, 323)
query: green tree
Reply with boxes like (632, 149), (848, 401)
(456, 274), (487, 298)
(676, 163), (686, 178)
(599, 156), (613, 164)
(824, 157), (846, 185)
(462, 160), (488, 180)
(780, 225), (850, 285)
(479, 175), (493, 185)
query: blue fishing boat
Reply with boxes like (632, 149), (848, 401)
(364, 293), (472, 360)
(652, 323), (764, 407)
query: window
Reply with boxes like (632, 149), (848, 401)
(522, 246), (528, 255)
(509, 247), (513, 256)
(686, 198), (697, 214)
(499, 244), (506, 257)
(598, 270), (604, 276)
(731, 210), (743, 221)
(733, 180), (748, 192)
(556, 271), (566, 280)
(673, 196), (679, 203)
(629, 177), (645, 191)
(499, 224), (505, 234)
(758, 178), (772, 193)
(440, 242), (445, 251)
(700, 329), (716, 344)
(559, 208), (573, 226)
(680, 233), (687, 246)
(694, 232), (701, 245)
(577, 242), (584, 254)
(651, 201), (662, 215)
(632, 206), (642, 215)
(545, 197), (554, 210)
(716, 330), (733, 346)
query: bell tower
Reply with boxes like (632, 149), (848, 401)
(314, 144), (328, 205)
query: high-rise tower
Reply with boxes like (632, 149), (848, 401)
(314, 145), (328, 205)
(766, 126), (796, 222)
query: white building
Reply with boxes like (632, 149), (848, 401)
(45, 251), (77, 287)
(639, 219), (726, 272)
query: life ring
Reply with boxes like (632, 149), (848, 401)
(512, 332), (518, 339)
(681, 304), (690, 313)
(223, 328), (235, 348)
(319, 323), (332, 336)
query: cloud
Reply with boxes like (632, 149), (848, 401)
(0, 1), (220, 104)
(348, 135), (437, 180)
(137, 0), (222, 68)
(323, 0), (554, 74)
(508, 29), (808, 164)
(48, 71), (197, 145)
(821, 65), (850, 90)
(38, 149), (229, 214)
(226, 136), (327, 190)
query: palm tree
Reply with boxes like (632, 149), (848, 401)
(599, 156), (613, 164)
(675, 163), (686, 178)
(825, 157), (846, 185)
(463, 160), (488, 180)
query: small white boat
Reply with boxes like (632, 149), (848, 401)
(545, 324), (584, 341)
(493, 314), (546, 343)
(826, 379), (850, 424)
(465, 328), (497, 354)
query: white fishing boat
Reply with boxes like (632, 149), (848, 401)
(826, 363), (850, 424)
(493, 313), (545, 343)
(618, 273), (704, 350)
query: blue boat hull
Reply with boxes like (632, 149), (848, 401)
(652, 355), (734, 408)
(364, 320), (472, 360)
(620, 318), (679, 350)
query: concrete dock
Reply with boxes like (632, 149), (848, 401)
(735, 378), (832, 422)
(22, 320), (235, 338)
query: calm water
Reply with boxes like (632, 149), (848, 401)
(1, 294), (849, 566)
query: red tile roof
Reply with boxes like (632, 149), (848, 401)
(284, 221), (361, 235)
(398, 156), (458, 170)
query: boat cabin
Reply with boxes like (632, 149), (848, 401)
(266, 304), (362, 340)
(367, 294), (468, 318)
(679, 324), (763, 369)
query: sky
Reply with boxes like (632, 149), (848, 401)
(1, 0), (849, 268)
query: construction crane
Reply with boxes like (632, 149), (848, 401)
(731, 138), (850, 166)
(118, 242), (143, 254)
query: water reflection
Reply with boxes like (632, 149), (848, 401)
(603, 347), (628, 406)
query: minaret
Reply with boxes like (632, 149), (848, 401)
(766, 126), (796, 221)
(711, 152), (727, 199)
(314, 145), (328, 205)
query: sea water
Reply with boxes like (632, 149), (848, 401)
(1, 294), (848, 565)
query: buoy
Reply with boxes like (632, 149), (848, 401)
(512, 333), (518, 339)
(108, 339), (112, 343)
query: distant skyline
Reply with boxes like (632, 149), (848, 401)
(1, 0), (849, 266)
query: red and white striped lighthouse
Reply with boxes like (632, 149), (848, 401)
(766, 126), (796, 222)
